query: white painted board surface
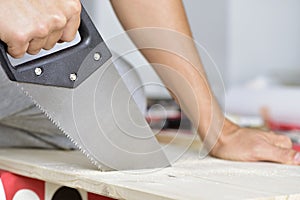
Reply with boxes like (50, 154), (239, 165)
(0, 147), (299, 200)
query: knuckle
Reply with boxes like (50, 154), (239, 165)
(70, 0), (82, 15)
(13, 32), (28, 45)
(51, 14), (67, 29)
(280, 135), (291, 142)
(35, 23), (50, 38)
(277, 135), (293, 148)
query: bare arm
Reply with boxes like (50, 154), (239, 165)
(111, 0), (300, 164)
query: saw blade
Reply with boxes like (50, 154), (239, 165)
(18, 56), (170, 171)
(0, 3), (170, 171)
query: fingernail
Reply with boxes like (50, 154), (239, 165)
(294, 152), (300, 163)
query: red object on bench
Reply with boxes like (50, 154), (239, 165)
(0, 170), (114, 200)
(0, 170), (44, 200)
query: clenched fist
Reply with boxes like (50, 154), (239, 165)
(0, 0), (81, 58)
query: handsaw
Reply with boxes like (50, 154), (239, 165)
(0, 5), (170, 171)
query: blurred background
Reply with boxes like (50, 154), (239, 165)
(83, 1), (300, 143)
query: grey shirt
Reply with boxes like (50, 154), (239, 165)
(0, 67), (76, 149)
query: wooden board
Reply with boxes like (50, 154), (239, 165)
(0, 134), (299, 200)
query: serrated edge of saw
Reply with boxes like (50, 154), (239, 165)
(18, 83), (105, 171)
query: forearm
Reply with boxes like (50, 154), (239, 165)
(110, 0), (237, 145)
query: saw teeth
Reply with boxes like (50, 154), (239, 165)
(18, 84), (104, 170)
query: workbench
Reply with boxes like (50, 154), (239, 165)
(0, 132), (299, 200)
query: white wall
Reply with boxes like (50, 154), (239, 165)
(183, 0), (228, 84)
(185, 0), (300, 87)
(83, 0), (171, 99)
(227, 0), (300, 86)
(183, 0), (229, 107)
(83, 0), (229, 98)
(84, 0), (300, 95)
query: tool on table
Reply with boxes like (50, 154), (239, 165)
(0, 5), (170, 171)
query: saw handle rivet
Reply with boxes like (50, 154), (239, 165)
(70, 73), (77, 81)
(34, 67), (43, 76)
(94, 52), (102, 61)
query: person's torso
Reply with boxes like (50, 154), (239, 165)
(0, 68), (34, 120)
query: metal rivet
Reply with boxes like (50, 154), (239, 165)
(34, 67), (43, 76)
(70, 73), (77, 81)
(94, 52), (101, 61)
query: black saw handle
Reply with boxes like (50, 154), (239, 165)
(0, 5), (111, 88)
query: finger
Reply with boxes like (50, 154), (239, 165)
(60, 13), (80, 42)
(274, 134), (293, 149)
(59, 0), (81, 42)
(255, 142), (298, 165)
(43, 30), (64, 50)
(4, 32), (30, 58)
(7, 42), (30, 58)
(266, 132), (293, 149)
(27, 37), (48, 55)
